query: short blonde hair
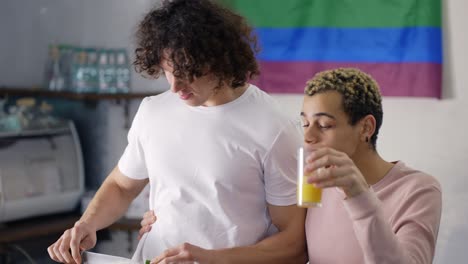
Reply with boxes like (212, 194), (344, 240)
(305, 68), (383, 149)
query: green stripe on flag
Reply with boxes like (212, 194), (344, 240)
(219, 0), (441, 28)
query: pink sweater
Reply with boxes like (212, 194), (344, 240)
(305, 161), (442, 264)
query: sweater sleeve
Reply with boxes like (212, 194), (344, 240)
(343, 187), (442, 264)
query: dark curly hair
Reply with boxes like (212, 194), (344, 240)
(304, 68), (383, 150)
(133, 0), (259, 89)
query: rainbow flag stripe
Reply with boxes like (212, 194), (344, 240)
(221, 0), (443, 97)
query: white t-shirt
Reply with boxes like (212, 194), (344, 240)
(118, 84), (302, 260)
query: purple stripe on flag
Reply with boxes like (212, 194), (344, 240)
(253, 61), (442, 98)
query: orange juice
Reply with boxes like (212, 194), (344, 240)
(297, 176), (322, 207)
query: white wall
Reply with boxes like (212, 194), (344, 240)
(0, 0), (168, 92)
(1, 0), (467, 262)
(0, 0), (84, 87)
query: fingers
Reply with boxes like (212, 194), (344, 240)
(151, 247), (181, 263)
(313, 172), (354, 188)
(141, 210), (151, 224)
(48, 222), (96, 264)
(59, 230), (75, 263)
(305, 147), (339, 163)
(70, 228), (82, 263)
(154, 251), (193, 264)
(139, 210), (156, 240)
(305, 149), (350, 173)
(48, 231), (74, 263)
(138, 225), (152, 240)
(305, 160), (369, 197)
(47, 240), (62, 263)
(151, 243), (197, 264)
(307, 166), (349, 183)
(141, 211), (157, 226)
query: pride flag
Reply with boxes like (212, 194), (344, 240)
(220, 0), (442, 98)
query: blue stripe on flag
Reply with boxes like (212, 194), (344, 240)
(255, 27), (442, 63)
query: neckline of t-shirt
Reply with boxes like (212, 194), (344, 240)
(183, 84), (254, 113)
(370, 160), (404, 192)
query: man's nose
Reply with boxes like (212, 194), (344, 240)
(304, 127), (319, 145)
(170, 79), (185, 93)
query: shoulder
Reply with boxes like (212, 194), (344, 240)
(129, 91), (176, 132)
(243, 86), (302, 154)
(381, 162), (442, 208)
(245, 84), (298, 127)
(140, 90), (176, 109)
(381, 162), (442, 236)
(393, 162), (441, 192)
(247, 85), (283, 111)
(133, 91), (181, 120)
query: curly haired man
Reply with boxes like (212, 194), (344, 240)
(48, 0), (307, 263)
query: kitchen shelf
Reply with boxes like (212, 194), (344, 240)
(0, 87), (160, 100)
(0, 126), (70, 139)
(0, 87), (162, 129)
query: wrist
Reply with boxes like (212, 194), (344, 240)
(344, 184), (369, 198)
(75, 218), (97, 233)
(208, 249), (228, 264)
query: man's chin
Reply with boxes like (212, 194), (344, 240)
(183, 100), (202, 107)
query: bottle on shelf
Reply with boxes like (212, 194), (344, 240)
(115, 49), (131, 93)
(44, 45), (65, 91)
(58, 44), (74, 91)
(71, 48), (88, 93)
(98, 49), (117, 93)
(84, 48), (99, 93)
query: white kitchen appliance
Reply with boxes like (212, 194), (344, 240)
(0, 120), (84, 222)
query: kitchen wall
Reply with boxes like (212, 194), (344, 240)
(1, 0), (467, 263)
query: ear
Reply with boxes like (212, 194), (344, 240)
(360, 115), (376, 142)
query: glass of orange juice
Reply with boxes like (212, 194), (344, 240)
(297, 147), (322, 207)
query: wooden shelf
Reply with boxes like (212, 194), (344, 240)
(0, 87), (160, 100)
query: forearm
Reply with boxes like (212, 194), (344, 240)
(79, 181), (131, 231)
(211, 205), (308, 264)
(212, 231), (307, 264)
(345, 190), (440, 264)
(80, 167), (145, 231)
(349, 199), (406, 263)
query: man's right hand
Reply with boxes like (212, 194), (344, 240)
(47, 221), (97, 264)
(138, 210), (157, 240)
